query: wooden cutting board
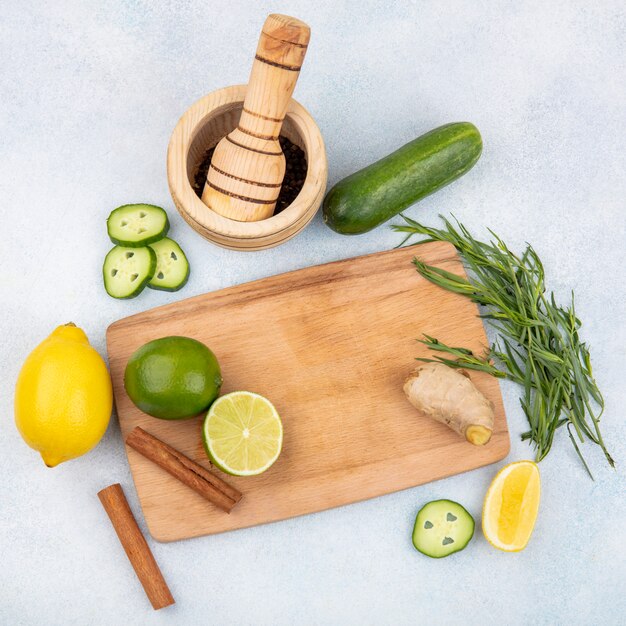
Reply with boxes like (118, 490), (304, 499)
(107, 242), (510, 542)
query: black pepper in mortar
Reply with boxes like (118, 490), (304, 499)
(192, 136), (307, 215)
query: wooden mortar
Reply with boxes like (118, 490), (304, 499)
(167, 84), (327, 251)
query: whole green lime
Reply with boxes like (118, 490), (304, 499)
(124, 336), (222, 419)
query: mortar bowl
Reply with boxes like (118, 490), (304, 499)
(167, 85), (327, 251)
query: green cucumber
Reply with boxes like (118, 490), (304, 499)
(323, 122), (482, 234)
(412, 499), (475, 558)
(148, 238), (190, 292)
(107, 203), (170, 247)
(103, 245), (156, 299)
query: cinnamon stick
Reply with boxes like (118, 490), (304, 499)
(125, 426), (242, 513)
(98, 483), (174, 611)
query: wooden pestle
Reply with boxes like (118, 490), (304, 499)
(202, 14), (310, 221)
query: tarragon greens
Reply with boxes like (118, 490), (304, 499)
(393, 215), (613, 477)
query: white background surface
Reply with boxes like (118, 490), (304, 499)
(1, 1), (625, 624)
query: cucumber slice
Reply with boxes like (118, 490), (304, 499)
(412, 499), (475, 558)
(107, 203), (169, 247)
(103, 245), (156, 299)
(148, 238), (190, 292)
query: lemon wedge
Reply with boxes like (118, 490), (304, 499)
(482, 460), (541, 552)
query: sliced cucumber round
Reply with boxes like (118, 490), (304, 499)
(148, 238), (190, 292)
(412, 499), (475, 558)
(103, 245), (156, 299)
(107, 203), (169, 247)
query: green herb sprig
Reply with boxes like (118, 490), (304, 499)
(393, 214), (613, 477)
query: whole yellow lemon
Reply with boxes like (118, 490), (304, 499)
(14, 323), (112, 467)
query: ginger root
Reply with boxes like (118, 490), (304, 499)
(403, 362), (494, 445)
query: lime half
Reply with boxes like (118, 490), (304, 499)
(203, 391), (283, 476)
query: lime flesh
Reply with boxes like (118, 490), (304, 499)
(203, 391), (283, 476)
(124, 336), (222, 419)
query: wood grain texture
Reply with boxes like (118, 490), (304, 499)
(107, 243), (510, 542)
(203, 15), (311, 221)
(167, 85), (327, 250)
